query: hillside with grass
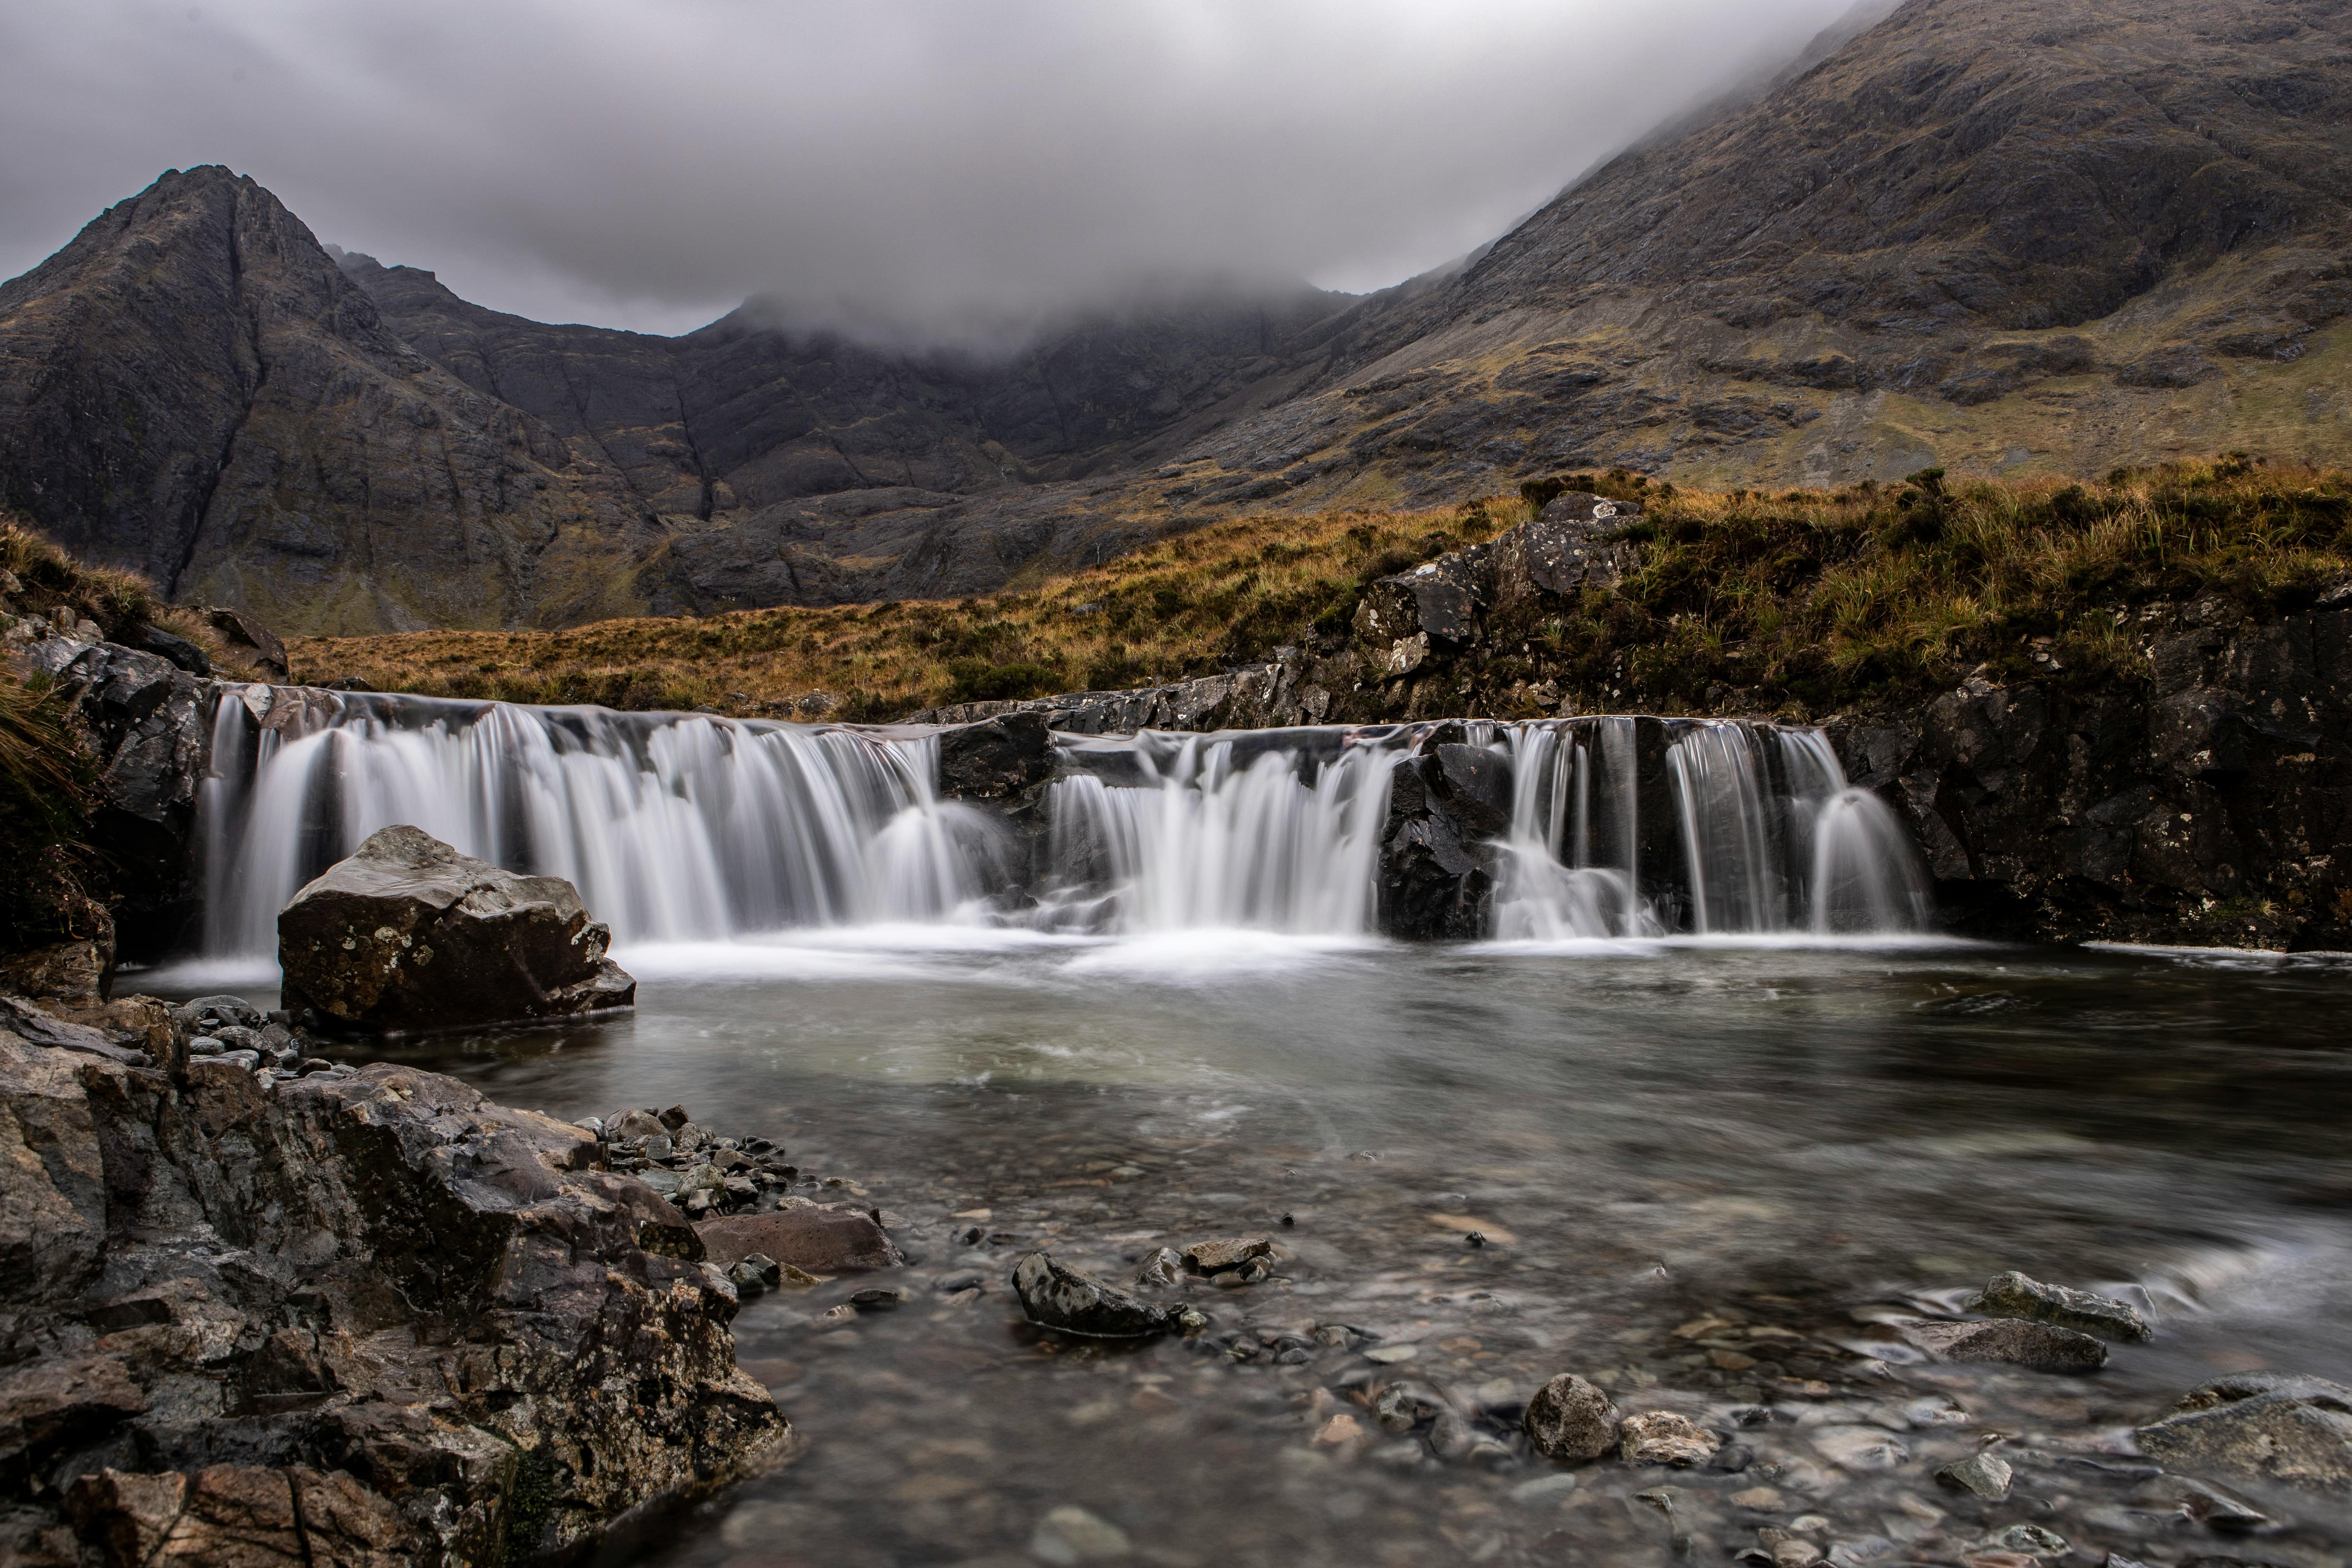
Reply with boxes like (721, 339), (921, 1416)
(287, 456), (2352, 727)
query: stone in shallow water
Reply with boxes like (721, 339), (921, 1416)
(1619, 1410), (1718, 1467)
(277, 824), (635, 1035)
(1935, 1450), (2012, 1500)
(1968, 1270), (2152, 1342)
(1182, 1235), (1271, 1273)
(1134, 1246), (1184, 1287)
(1897, 1317), (2108, 1372)
(1029, 1503), (1130, 1565)
(1013, 1252), (1171, 1338)
(2133, 1371), (2352, 1494)
(1523, 1373), (1619, 1462)
(1811, 1425), (1910, 1472)
(696, 1206), (900, 1274)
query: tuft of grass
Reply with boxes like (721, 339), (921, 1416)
(0, 672), (100, 949)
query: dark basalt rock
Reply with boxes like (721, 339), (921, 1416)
(202, 606), (289, 680)
(0, 1001), (786, 1566)
(1012, 1252), (1171, 1338)
(935, 710), (1055, 801)
(278, 825), (636, 1036)
(1376, 727), (1516, 940)
(12, 635), (210, 961)
(2135, 1372), (2352, 1494)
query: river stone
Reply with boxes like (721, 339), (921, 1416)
(1182, 1236), (1271, 1274)
(1898, 1317), (2108, 1372)
(1012, 1252), (1171, 1338)
(696, 1206), (900, 1274)
(1811, 1425), (1911, 1471)
(278, 825), (636, 1035)
(1524, 1373), (1620, 1462)
(1936, 1451), (2013, 1500)
(1969, 1270), (2153, 1342)
(2133, 1372), (2352, 1494)
(1620, 1410), (1719, 1466)
(1135, 1246), (1184, 1287)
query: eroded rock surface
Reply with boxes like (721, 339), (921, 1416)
(1012, 1253), (1171, 1339)
(2135, 1372), (2352, 1495)
(278, 825), (636, 1035)
(0, 998), (786, 1566)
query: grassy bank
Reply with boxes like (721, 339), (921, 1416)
(287, 456), (2352, 722)
(289, 504), (1518, 720)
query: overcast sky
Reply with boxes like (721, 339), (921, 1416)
(2, 0), (1864, 342)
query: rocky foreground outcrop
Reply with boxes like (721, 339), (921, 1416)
(279, 826), (636, 1036)
(0, 997), (785, 1566)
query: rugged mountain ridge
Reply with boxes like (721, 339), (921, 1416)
(3, 0), (2350, 632)
(0, 169), (662, 635)
(336, 254), (1345, 612)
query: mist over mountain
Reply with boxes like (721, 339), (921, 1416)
(0, 0), (1863, 340)
(2, 0), (2348, 634)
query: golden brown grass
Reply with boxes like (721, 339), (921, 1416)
(289, 504), (1518, 719)
(1534, 453), (2352, 711)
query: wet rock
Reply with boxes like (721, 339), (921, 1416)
(1936, 1450), (2013, 1500)
(2133, 1372), (2352, 1494)
(696, 1205), (901, 1274)
(1620, 1410), (1720, 1467)
(1523, 1373), (1620, 1462)
(849, 1286), (908, 1309)
(1982, 1523), (2069, 1558)
(1134, 1246), (1185, 1287)
(606, 1107), (666, 1138)
(726, 1260), (770, 1297)
(0, 1010), (785, 1563)
(1182, 1235), (1272, 1274)
(1811, 1425), (1910, 1472)
(1898, 1316), (2108, 1372)
(1969, 1270), (2152, 1342)
(278, 825), (637, 1035)
(935, 710), (1055, 801)
(1029, 1503), (1131, 1565)
(1012, 1252), (1171, 1338)
(1377, 733), (1511, 939)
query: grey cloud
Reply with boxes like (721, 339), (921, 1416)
(1, 0), (1863, 341)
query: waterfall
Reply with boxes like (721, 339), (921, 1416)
(198, 690), (1004, 956)
(1038, 732), (1394, 934)
(1488, 717), (1931, 940)
(191, 690), (1931, 960)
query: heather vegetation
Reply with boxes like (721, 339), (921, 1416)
(288, 456), (2352, 722)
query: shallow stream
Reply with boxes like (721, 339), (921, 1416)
(153, 932), (2352, 1568)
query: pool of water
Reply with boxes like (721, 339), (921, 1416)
(146, 934), (2352, 1566)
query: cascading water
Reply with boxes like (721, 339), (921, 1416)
(198, 689), (1005, 956)
(189, 689), (1932, 961)
(1038, 732), (1394, 934)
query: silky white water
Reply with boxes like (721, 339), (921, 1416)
(193, 691), (1930, 958)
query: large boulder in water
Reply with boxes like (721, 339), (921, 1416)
(278, 825), (635, 1035)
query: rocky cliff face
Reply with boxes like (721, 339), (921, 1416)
(0, 999), (785, 1567)
(0, 169), (661, 635)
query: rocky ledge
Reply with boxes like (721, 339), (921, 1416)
(0, 993), (787, 1566)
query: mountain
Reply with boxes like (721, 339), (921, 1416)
(0, 169), (661, 634)
(3, 0), (2349, 633)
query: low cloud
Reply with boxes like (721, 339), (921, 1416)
(1, 0), (1863, 341)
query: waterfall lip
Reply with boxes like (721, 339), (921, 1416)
(1468, 931), (1983, 957)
